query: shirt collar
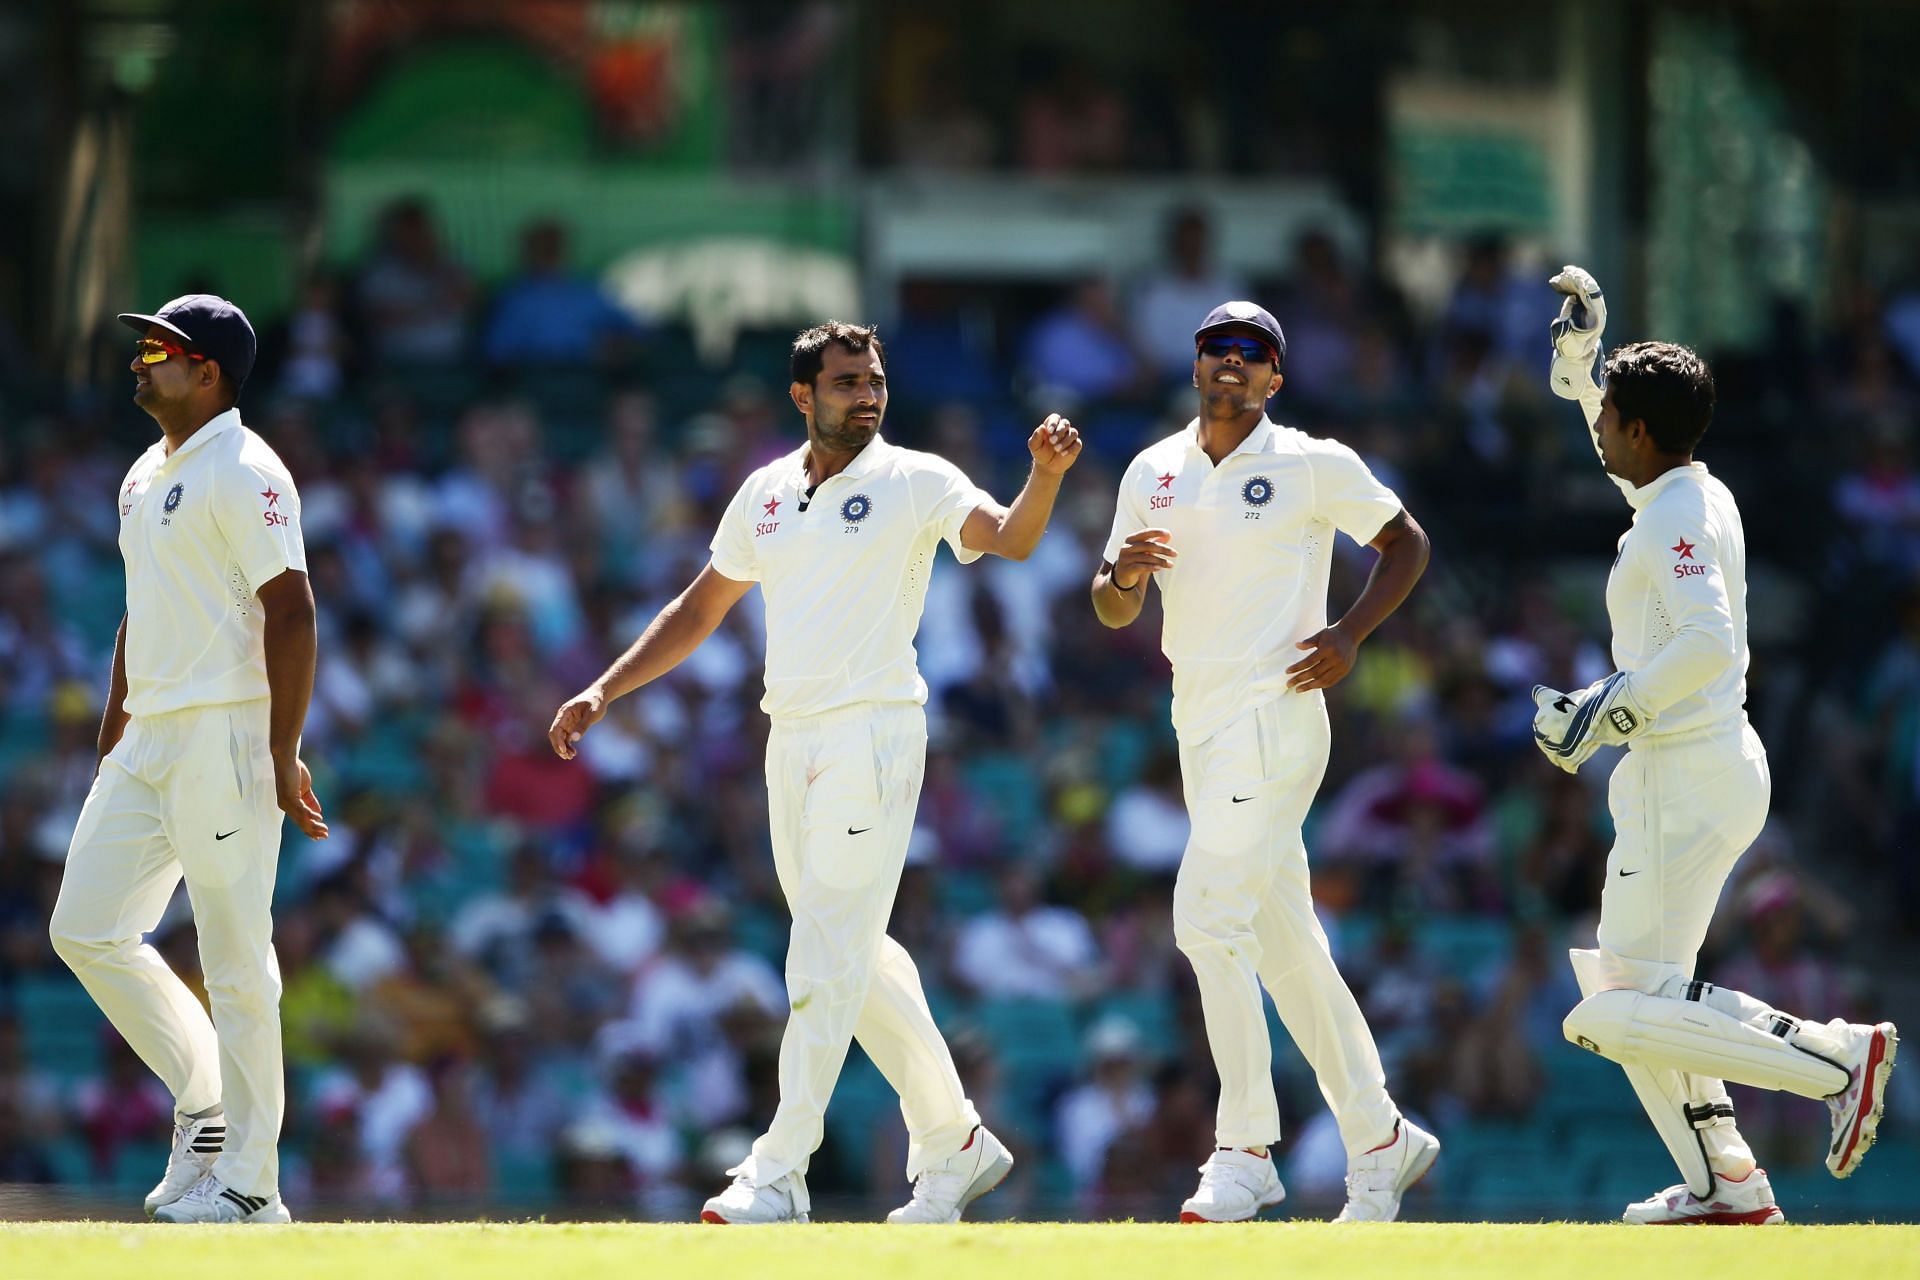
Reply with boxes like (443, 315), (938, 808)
(796, 433), (893, 486)
(1625, 460), (1707, 511)
(161, 409), (242, 464)
(1183, 415), (1277, 462)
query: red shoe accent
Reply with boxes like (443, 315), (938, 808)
(1655, 1206), (1785, 1226)
(700, 1210), (729, 1224)
(1835, 1028), (1889, 1173)
(1363, 1122), (1401, 1155)
(1179, 1211), (1211, 1223)
(961, 1129), (976, 1152)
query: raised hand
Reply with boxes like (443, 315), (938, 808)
(1029, 414), (1084, 476)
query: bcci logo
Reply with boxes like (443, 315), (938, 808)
(1241, 476), (1274, 507)
(163, 483), (184, 514)
(840, 493), (872, 524)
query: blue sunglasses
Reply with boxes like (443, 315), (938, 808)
(1197, 336), (1278, 365)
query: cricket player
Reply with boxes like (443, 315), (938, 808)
(549, 321), (1081, 1224)
(1091, 301), (1438, 1223)
(49, 295), (324, 1223)
(1536, 266), (1897, 1224)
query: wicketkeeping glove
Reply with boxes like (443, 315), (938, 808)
(1548, 265), (1607, 402)
(1531, 672), (1653, 772)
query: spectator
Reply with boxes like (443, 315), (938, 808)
(1130, 207), (1245, 380)
(483, 220), (640, 367)
(356, 197), (474, 366)
(1055, 1015), (1156, 1201)
(1026, 279), (1149, 403)
(953, 865), (1102, 1000)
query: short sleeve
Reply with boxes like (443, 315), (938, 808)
(708, 477), (762, 583)
(911, 455), (992, 565)
(213, 455), (306, 594)
(1308, 440), (1403, 544)
(1101, 456), (1153, 564)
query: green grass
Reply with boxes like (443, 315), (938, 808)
(3, 1222), (1920, 1280)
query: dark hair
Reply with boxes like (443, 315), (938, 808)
(790, 321), (885, 387)
(1604, 341), (1715, 455)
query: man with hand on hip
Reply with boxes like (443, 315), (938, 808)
(1091, 301), (1436, 1223)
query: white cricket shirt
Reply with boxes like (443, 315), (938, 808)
(116, 410), (307, 717)
(1606, 462), (1749, 737)
(708, 435), (990, 719)
(1103, 416), (1402, 745)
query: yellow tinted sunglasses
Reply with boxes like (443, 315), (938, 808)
(135, 337), (207, 365)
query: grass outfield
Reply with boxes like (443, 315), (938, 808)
(4, 1222), (1920, 1280)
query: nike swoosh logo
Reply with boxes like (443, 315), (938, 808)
(1231, 796), (1253, 804)
(847, 827), (871, 836)
(215, 829), (240, 841)
(1616, 868), (1640, 877)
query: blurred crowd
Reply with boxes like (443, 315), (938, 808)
(0, 197), (1916, 1219)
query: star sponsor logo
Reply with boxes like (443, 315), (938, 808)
(1671, 536), (1707, 579)
(1151, 471), (1177, 511)
(261, 485), (291, 528)
(762, 496), (781, 517)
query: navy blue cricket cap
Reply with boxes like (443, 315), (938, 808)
(1195, 300), (1286, 370)
(118, 294), (257, 385)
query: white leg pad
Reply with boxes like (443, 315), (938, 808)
(1565, 986), (1849, 1099)
(1569, 948), (1724, 1197)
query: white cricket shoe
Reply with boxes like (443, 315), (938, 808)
(1826, 1020), (1898, 1177)
(700, 1168), (810, 1224)
(151, 1173), (291, 1224)
(1333, 1119), (1439, 1222)
(1623, 1167), (1784, 1225)
(144, 1113), (225, 1218)
(887, 1126), (1014, 1223)
(1179, 1148), (1285, 1223)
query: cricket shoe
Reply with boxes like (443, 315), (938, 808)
(144, 1112), (225, 1218)
(151, 1173), (291, 1224)
(1623, 1167), (1784, 1225)
(701, 1168), (810, 1224)
(1826, 1020), (1899, 1177)
(1333, 1118), (1439, 1222)
(1178, 1148), (1285, 1223)
(887, 1126), (1014, 1223)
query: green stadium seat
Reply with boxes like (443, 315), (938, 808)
(961, 754), (1045, 845)
(1415, 916), (1513, 981)
(1092, 992), (1178, 1057)
(18, 974), (106, 1075)
(492, 1147), (556, 1204)
(934, 869), (997, 919)
(968, 996), (1082, 1097)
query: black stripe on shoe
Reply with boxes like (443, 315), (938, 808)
(220, 1189), (268, 1214)
(190, 1128), (226, 1152)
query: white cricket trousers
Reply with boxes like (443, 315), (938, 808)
(1174, 694), (1398, 1156)
(1584, 720), (1773, 1177)
(49, 699), (286, 1195)
(1595, 721), (1769, 976)
(737, 701), (980, 1187)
